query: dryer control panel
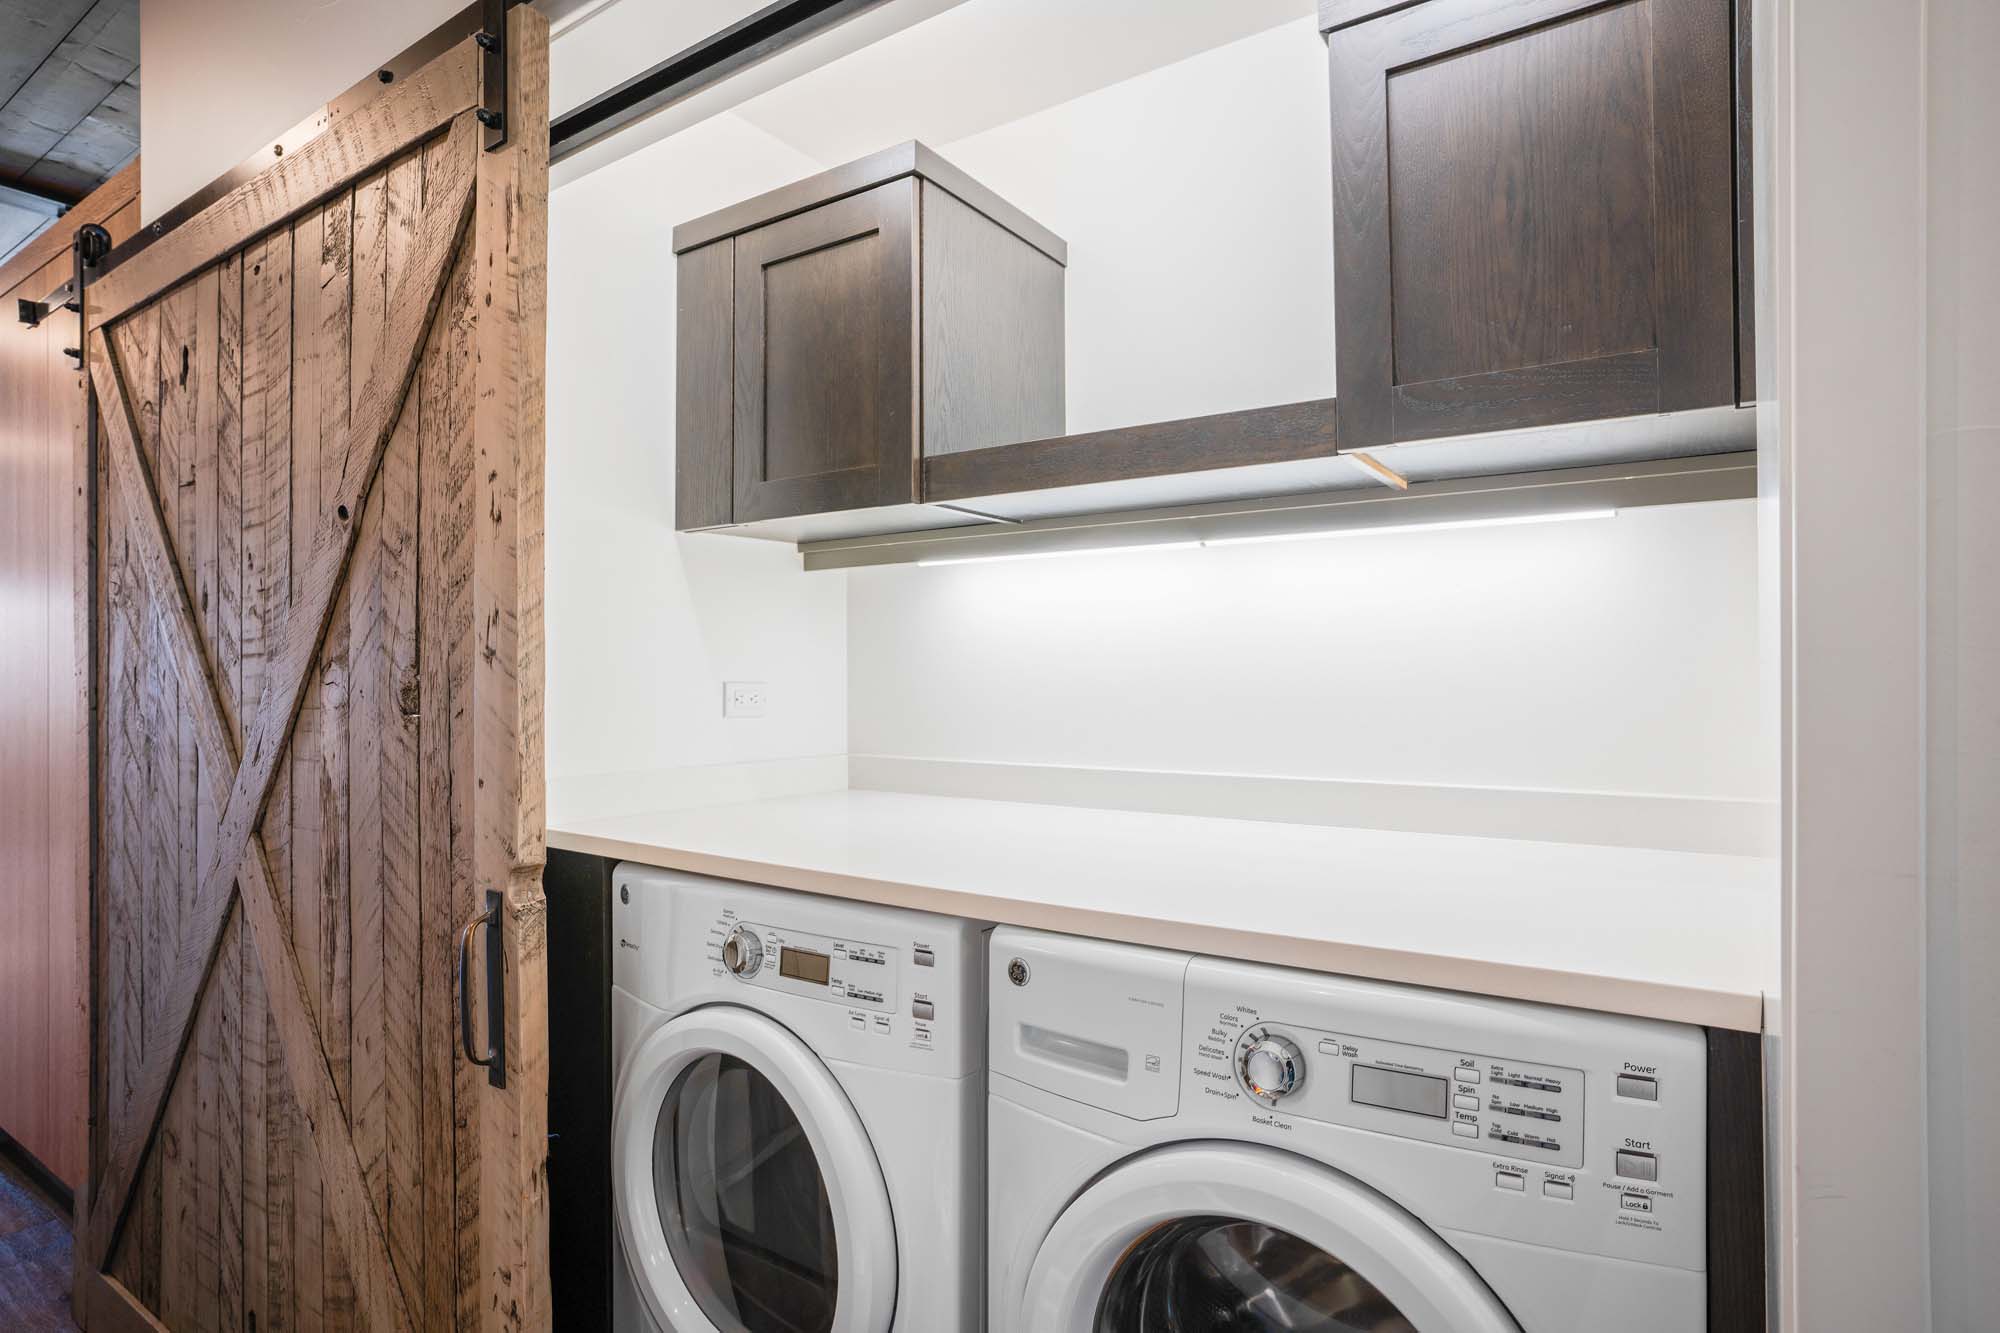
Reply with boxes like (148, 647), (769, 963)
(614, 864), (987, 1078)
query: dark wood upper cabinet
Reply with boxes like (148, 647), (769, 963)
(1324, 0), (1746, 448)
(675, 142), (1067, 530)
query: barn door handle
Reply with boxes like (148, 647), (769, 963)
(457, 890), (507, 1089)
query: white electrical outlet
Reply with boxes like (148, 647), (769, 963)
(724, 681), (768, 718)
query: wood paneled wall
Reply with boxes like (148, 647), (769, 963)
(0, 160), (141, 1194)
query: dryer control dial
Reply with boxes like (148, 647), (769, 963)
(722, 925), (764, 977)
(1240, 1032), (1305, 1104)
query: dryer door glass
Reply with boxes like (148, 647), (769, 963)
(1095, 1215), (1415, 1333)
(655, 1052), (838, 1333)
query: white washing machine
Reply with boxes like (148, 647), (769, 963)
(611, 865), (988, 1333)
(987, 928), (1710, 1333)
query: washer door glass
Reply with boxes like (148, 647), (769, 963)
(1017, 1143), (1519, 1333)
(655, 1052), (838, 1333)
(1095, 1214), (1414, 1333)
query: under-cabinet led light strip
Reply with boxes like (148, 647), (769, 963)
(913, 509), (1617, 566)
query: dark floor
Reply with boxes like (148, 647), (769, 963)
(0, 1147), (76, 1331)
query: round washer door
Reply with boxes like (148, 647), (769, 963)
(613, 1005), (897, 1333)
(1022, 1143), (1521, 1333)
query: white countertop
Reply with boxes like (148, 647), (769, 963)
(549, 789), (1777, 1032)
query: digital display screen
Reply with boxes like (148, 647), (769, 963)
(779, 946), (831, 985)
(1352, 1064), (1450, 1119)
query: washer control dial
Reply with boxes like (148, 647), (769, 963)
(1239, 1030), (1305, 1104)
(722, 925), (763, 977)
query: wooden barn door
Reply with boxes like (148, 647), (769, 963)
(75, 11), (549, 1332)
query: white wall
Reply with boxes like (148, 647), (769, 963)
(544, 111), (850, 811)
(849, 500), (1768, 801)
(139, 0), (466, 221)
(1924, 0), (2000, 1325)
(935, 17), (1334, 432)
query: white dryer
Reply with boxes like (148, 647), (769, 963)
(987, 928), (1710, 1333)
(611, 865), (987, 1333)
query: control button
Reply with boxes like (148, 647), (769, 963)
(1615, 1150), (1659, 1181)
(911, 999), (935, 1021)
(1454, 1094), (1480, 1111)
(1457, 1068), (1481, 1084)
(849, 1012), (866, 1030)
(913, 946), (935, 967)
(1543, 1179), (1573, 1201)
(1452, 1120), (1478, 1138)
(1316, 1039), (1342, 1055)
(1495, 1172), (1525, 1192)
(1621, 1193), (1653, 1213)
(871, 1015), (891, 1035)
(1617, 1073), (1659, 1101)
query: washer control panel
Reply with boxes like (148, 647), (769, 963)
(1222, 1022), (1585, 1166)
(1178, 956), (1707, 1271)
(711, 916), (900, 1013)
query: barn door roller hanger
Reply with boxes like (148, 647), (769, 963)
(476, 0), (522, 151)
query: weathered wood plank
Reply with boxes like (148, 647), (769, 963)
(347, 162), (389, 1266)
(82, 115), (477, 1287)
(213, 251), (248, 1333)
(139, 578), (174, 1313)
(87, 43), (479, 327)
(218, 905), (246, 1333)
(108, 304), (158, 486)
(191, 801), (225, 1332)
(241, 227), (295, 1333)
(188, 267), (227, 1333)
(99, 475), (146, 1302)
(440, 187), (483, 1333)
(241, 915), (271, 1333)
(321, 191), (358, 1333)
(415, 179), (465, 1333)
(471, 15), (552, 1328)
(285, 191), (332, 1333)
(216, 255), (246, 742)
(136, 288), (174, 1312)
(378, 147), (427, 1309)
(349, 153), (432, 1311)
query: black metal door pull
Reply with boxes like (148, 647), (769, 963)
(458, 888), (507, 1089)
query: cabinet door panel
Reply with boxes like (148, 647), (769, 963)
(733, 179), (916, 521)
(1332, 0), (1738, 446)
(1386, 0), (1657, 384)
